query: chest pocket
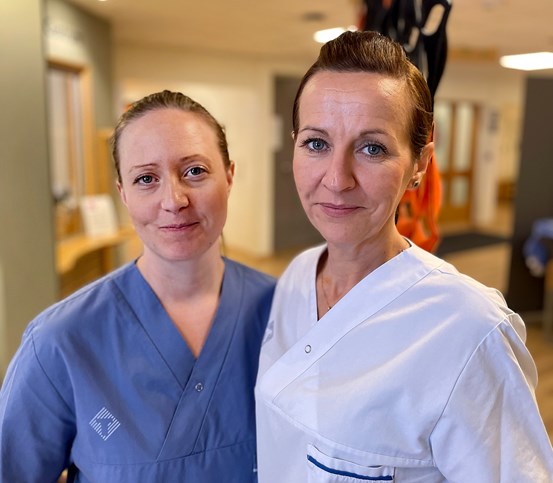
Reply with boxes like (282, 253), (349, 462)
(307, 444), (395, 482)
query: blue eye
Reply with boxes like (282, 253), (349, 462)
(309, 139), (325, 151)
(185, 166), (207, 177)
(301, 138), (328, 152)
(136, 175), (155, 185)
(363, 143), (385, 156)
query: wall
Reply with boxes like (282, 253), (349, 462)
(507, 77), (553, 313)
(114, 44), (310, 256)
(0, 0), (114, 375)
(116, 48), (527, 249)
(437, 60), (526, 180)
(45, 0), (114, 129)
(0, 0), (57, 373)
(44, 0), (115, 210)
(436, 60), (527, 224)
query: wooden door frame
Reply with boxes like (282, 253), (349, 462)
(47, 58), (97, 196)
(436, 100), (480, 223)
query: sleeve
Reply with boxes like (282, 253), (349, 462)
(0, 330), (75, 483)
(430, 316), (553, 481)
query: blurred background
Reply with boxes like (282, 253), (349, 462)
(1, 0), (553, 438)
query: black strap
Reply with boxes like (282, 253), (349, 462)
(361, 0), (452, 100)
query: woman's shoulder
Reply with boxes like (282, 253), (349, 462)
(26, 262), (137, 341)
(223, 257), (276, 288)
(408, 243), (514, 322)
(221, 258), (277, 316)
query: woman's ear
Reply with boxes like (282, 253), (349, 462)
(117, 180), (128, 207)
(226, 161), (235, 195)
(410, 142), (434, 188)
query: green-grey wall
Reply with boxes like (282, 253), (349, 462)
(0, 0), (114, 375)
(0, 0), (58, 374)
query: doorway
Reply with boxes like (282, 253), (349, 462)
(434, 100), (480, 224)
(47, 60), (95, 240)
(273, 76), (323, 251)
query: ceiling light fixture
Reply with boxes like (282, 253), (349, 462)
(314, 26), (358, 44)
(499, 52), (553, 71)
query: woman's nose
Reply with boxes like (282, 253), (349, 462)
(322, 151), (356, 192)
(160, 177), (189, 212)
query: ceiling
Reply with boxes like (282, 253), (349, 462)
(64, 0), (553, 63)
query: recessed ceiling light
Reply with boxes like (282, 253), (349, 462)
(499, 52), (553, 71)
(313, 26), (358, 44)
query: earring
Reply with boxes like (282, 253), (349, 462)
(413, 180), (420, 188)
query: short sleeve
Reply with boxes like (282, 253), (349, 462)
(430, 317), (553, 481)
(0, 331), (75, 482)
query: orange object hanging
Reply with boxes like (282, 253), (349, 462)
(396, 152), (442, 253)
(356, 1), (446, 252)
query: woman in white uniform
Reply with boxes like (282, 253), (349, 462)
(255, 31), (553, 482)
(0, 91), (275, 482)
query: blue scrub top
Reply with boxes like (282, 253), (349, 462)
(0, 258), (275, 482)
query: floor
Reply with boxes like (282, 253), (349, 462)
(227, 202), (553, 442)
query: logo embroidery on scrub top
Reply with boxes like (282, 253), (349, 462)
(89, 407), (121, 441)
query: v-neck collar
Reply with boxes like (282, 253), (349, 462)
(259, 243), (444, 399)
(115, 259), (243, 390)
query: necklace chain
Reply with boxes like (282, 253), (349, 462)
(318, 243), (408, 315)
(320, 275), (333, 312)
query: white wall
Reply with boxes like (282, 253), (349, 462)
(114, 44), (310, 256)
(472, 106), (500, 225)
(115, 44), (541, 249)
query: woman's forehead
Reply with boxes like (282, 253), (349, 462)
(303, 71), (406, 100)
(127, 108), (202, 129)
(121, 109), (215, 143)
(118, 109), (221, 161)
(298, 71), (411, 130)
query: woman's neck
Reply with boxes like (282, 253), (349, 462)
(137, 244), (225, 304)
(136, 244), (226, 358)
(317, 231), (408, 315)
(324, 231), (408, 284)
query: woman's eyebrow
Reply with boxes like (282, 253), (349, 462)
(297, 126), (328, 136)
(127, 163), (158, 174)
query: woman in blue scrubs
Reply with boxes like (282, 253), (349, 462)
(0, 90), (275, 482)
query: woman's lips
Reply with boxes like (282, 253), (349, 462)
(159, 222), (199, 231)
(319, 202), (360, 217)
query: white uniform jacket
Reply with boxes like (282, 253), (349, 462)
(256, 243), (553, 482)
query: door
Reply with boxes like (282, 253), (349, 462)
(273, 76), (323, 251)
(47, 60), (92, 240)
(434, 100), (479, 223)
